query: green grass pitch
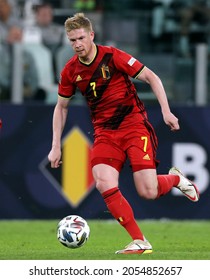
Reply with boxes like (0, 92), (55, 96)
(0, 220), (209, 260)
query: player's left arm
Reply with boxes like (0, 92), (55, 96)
(137, 66), (180, 131)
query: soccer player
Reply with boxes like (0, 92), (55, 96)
(48, 13), (200, 254)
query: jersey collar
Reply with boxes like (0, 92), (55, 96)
(78, 44), (97, 65)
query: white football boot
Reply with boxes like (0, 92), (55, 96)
(169, 167), (200, 202)
(115, 239), (152, 254)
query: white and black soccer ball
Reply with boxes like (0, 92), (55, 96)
(57, 215), (90, 249)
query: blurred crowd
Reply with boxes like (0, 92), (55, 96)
(0, 0), (66, 102)
(152, 0), (210, 56)
(0, 0), (210, 103)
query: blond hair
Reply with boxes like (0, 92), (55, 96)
(64, 13), (93, 33)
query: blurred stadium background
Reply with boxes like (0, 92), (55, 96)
(0, 0), (210, 221)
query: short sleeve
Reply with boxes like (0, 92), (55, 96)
(112, 47), (144, 78)
(58, 68), (76, 98)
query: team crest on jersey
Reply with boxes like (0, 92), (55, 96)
(101, 64), (110, 80)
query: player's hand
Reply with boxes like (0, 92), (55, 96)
(48, 147), (62, 168)
(163, 112), (180, 131)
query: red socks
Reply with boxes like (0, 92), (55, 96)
(101, 175), (180, 240)
(157, 174), (180, 198)
(102, 187), (144, 240)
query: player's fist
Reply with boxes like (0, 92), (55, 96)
(48, 147), (62, 168)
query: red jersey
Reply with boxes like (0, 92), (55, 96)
(58, 45), (148, 132)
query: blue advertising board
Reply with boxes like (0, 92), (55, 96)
(0, 104), (209, 219)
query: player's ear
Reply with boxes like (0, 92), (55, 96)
(90, 31), (95, 40)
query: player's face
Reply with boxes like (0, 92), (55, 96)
(67, 28), (95, 62)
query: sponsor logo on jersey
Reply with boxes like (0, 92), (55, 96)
(143, 154), (150, 160)
(76, 75), (82, 81)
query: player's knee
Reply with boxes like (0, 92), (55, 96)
(137, 187), (157, 200)
(92, 166), (119, 193)
(95, 178), (106, 193)
(94, 176), (112, 193)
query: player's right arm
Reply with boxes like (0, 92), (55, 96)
(48, 96), (70, 168)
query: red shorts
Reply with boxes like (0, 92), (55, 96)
(91, 120), (159, 172)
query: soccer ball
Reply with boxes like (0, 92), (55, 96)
(57, 215), (90, 249)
